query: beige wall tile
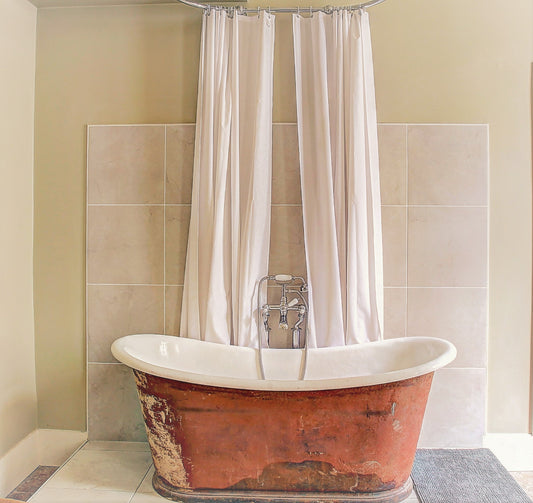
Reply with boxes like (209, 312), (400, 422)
(408, 207), (487, 287)
(165, 286), (183, 336)
(88, 363), (147, 442)
(418, 368), (486, 448)
(378, 124), (407, 205)
(382, 206), (407, 287)
(408, 125), (488, 206)
(166, 124), (195, 204)
(269, 206), (306, 279)
(272, 124), (301, 205)
(88, 285), (164, 363)
(165, 205), (191, 285)
(88, 205), (164, 284)
(88, 126), (165, 204)
(384, 288), (407, 339)
(407, 287), (487, 368)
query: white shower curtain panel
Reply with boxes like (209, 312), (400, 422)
(293, 9), (384, 347)
(180, 10), (275, 347)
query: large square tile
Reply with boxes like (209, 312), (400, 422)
(88, 363), (147, 442)
(82, 441), (150, 452)
(88, 285), (164, 363)
(165, 205), (191, 285)
(407, 124), (488, 206)
(45, 449), (151, 491)
(30, 487), (133, 502)
(382, 206), (407, 287)
(137, 466), (156, 494)
(418, 368), (486, 448)
(407, 287), (487, 368)
(166, 124), (195, 204)
(272, 124), (302, 205)
(88, 205), (164, 284)
(88, 125), (165, 205)
(378, 124), (407, 205)
(384, 287), (406, 339)
(130, 492), (167, 502)
(269, 206), (306, 279)
(165, 286), (184, 336)
(408, 206), (487, 287)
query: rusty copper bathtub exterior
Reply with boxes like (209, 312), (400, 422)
(133, 369), (434, 503)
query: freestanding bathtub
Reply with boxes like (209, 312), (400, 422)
(111, 335), (456, 503)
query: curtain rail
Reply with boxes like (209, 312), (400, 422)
(174, 0), (386, 14)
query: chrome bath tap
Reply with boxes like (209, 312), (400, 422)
(257, 274), (308, 349)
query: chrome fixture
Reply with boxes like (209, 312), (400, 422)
(174, 0), (387, 16)
(256, 274), (309, 380)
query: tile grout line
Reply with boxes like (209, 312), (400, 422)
(86, 203), (488, 208)
(404, 125), (409, 339)
(87, 283), (184, 287)
(164, 126), (167, 336)
(87, 203), (189, 207)
(382, 204), (489, 208)
(85, 126), (91, 440)
(384, 286), (488, 289)
(28, 440), (90, 501)
(128, 463), (154, 503)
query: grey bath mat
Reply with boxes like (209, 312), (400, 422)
(412, 449), (532, 503)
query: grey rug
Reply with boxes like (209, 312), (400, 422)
(412, 449), (532, 503)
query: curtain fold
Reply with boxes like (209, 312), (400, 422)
(293, 9), (383, 347)
(180, 10), (275, 347)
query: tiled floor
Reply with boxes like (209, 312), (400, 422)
(7, 466), (59, 501)
(24, 441), (533, 503)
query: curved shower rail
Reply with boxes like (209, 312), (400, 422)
(174, 0), (387, 14)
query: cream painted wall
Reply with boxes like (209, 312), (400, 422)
(0, 0), (38, 457)
(34, 1), (532, 432)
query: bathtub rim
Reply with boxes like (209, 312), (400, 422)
(111, 334), (456, 392)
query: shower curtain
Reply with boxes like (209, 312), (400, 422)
(180, 9), (275, 347)
(293, 9), (384, 347)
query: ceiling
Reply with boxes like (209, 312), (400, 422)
(29, 0), (172, 6)
(28, 0), (242, 7)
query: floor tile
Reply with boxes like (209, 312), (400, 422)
(7, 465), (59, 501)
(130, 492), (167, 502)
(82, 440), (150, 452)
(137, 466), (155, 494)
(30, 487), (133, 502)
(46, 449), (151, 492)
(511, 471), (533, 500)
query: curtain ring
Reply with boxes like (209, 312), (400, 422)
(309, 5), (312, 16)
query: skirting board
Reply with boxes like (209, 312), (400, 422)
(0, 429), (87, 497)
(483, 434), (533, 471)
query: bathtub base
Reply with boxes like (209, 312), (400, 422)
(153, 473), (414, 503)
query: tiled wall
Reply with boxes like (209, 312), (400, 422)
(87, 123), (488, 447)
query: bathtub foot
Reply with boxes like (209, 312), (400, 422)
(152, 473), (413, 503)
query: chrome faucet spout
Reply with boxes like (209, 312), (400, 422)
(255, 273), (309, 378)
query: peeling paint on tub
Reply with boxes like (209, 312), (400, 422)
(134, 372), (190, 489)
(228, 461), (395, 493)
